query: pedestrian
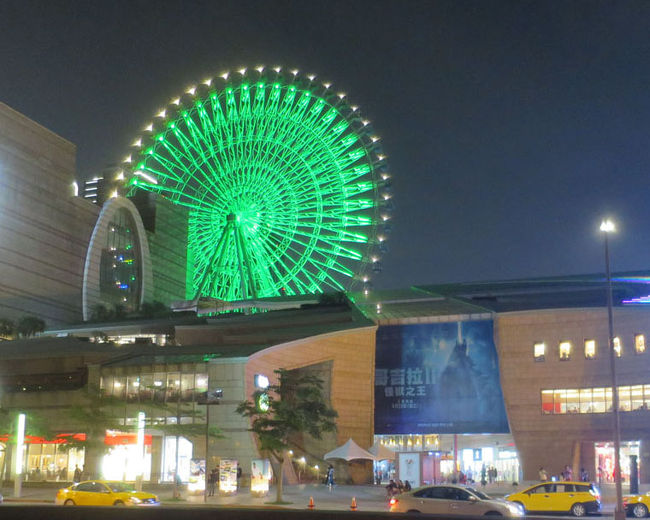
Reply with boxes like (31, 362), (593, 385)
(564, 465), (573, 481)
(73, 464), (82, 483)
(208, 468), (217, 496)
(404, 480), (412, 492)
(386, 479), (398, 499)
(236, 465), (242, 489)
(538, 467), (548, 482)
(326, 464), (335, 490)
(580, 467), (589, 482)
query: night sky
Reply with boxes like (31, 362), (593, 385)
(2, 1), (650, 290)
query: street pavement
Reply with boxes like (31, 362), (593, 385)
(0, 480), (635, 515)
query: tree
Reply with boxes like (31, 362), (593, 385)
(236, 368), (338, 503)
(15, 316), (45, 338)
(0, 409), (52, 481)
(0, 318), (14, 340)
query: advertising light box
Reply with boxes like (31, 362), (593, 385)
(375, 320), (509, 434)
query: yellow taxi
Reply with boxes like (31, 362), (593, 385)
(624, 493), (650, 517)
(55, 480), (160, 506)
(506, 481), (601, 517)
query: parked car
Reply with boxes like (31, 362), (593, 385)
(506, 481), (601, 517)
(389, 484), (525, 516)
(55, 480), (160, 507)
(624, 492), (650, 517)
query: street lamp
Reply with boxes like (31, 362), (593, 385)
(600, 218), (624, 520)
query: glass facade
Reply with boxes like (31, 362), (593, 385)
(101, 371), (208, 404)
(542, 384), (650, 414)
(99, 208), (142, 312)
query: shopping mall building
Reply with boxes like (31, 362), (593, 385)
(3, 102), (650, 488)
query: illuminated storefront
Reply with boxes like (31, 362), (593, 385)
(161, 436), (193, 483)
(0, 434), (86, 482)
(102, 432), (153, 481)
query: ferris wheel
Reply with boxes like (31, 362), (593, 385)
(123, 66), (392, 302)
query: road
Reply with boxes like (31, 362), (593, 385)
(0, 480), (626, 517)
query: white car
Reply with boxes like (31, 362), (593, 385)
(389, 484), (525, 517)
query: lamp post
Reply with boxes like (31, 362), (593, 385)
(14, 413), (25, 498)
(600, 218), (625, 520)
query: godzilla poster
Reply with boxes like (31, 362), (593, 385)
(374, 320), (509, 434)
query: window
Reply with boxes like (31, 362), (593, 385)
(113, 377), (126, 400)
(554, 389), (567, 414)
(566, 389), (579, 413)
(635, 334), (646, 354)
(579, 388), (593, 413)
(614, 337), (622, 357)
(533, 342), (546, 361)
(166, 372), (180, 401)
(127, 376), (140, 402)
(541, 390), (553, 414)
(530, 484), (554, 494)
(618, 386), (631, 411)
(181, 373), (195, 401)
(559, 341), (571, 360)
(540, 384), (650, 414)
(592, 388), (606, 413)
(631, 385), (644, 410)
(584, 339), (596, 359)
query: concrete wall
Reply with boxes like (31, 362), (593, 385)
(0, 103), (98, 326)
(496, 306), (650, 483)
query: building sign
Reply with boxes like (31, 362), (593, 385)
(188, 458), (205, 493)
(250, 459), (271, 496)
(375, 320), (509, 434)
(219, 459), (238, 493)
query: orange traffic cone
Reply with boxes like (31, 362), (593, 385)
(308, 496), (315, 510)
(350, 496), (358, 511)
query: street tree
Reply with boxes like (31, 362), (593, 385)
(0, 318), (14, 340)
(236, 368), (338, 503)
(15, 316), (46, 338)
(0, 409), (52, 481)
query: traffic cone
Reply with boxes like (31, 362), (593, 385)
(350, 496), (358, 511)
(308, 496), (315, 510)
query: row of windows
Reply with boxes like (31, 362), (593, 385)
(541, 384), (650, 414)
(100, 372), (208, 403)
(533, 334), (646, 361)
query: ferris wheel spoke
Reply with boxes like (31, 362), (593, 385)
(127, 70), (386, 302)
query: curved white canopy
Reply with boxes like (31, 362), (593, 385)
(324, 438), (376, 461)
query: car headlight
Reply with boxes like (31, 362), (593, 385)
(129, 497), (142, 504)
(506, 503), (525, 516)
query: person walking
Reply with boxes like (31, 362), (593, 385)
(538, 467), (548, 481)
(73, 465), (82, 483)
(208, 468), (217, 497)
(326, 465), (335, 491)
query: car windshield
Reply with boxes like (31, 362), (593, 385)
(106, 482), (136, 493)
(466, 487), (491, 500)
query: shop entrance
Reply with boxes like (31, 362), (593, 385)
(595, 441), (639, 484)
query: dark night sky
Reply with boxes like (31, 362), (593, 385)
(2, 0), (650, 290)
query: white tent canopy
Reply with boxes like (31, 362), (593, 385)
(324, 438), (376, 461)
(368, 442), (396, 461)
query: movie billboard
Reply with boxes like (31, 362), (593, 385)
(375, 320), (509, 434)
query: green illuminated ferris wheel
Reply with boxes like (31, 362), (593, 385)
(125, 67), (392, 302)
